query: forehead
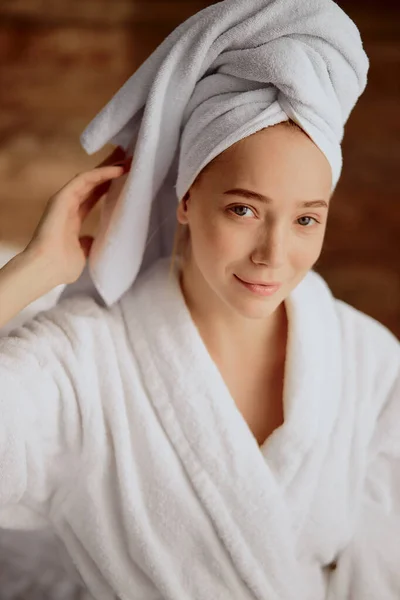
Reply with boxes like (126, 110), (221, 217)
(204, 127), (332, 198)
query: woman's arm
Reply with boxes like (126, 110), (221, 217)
(0, 249), (59, 329)
(0, 293), (109, 529)
(0, 146), (131, 527)
(0, 144), (131, 330)
(327, 359), (400, 598)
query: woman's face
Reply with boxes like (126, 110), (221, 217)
(177, 123), (333, 320)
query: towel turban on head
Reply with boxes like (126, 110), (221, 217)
(59, 0), (369, 307)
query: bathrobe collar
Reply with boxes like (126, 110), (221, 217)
(121, 257), (343, 599)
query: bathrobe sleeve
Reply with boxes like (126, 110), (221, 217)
(327, 307), (400, 599)
(0, 296), (107, 530)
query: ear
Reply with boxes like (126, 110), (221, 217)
(176, 192), (190, 225)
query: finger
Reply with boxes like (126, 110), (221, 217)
(75, 156), (132, 182)
(84, 159), (133, 189)
(51, 162), (130, 221)
(69, 164), (127, 200)
(78, 179), (112, 220)
(82, 163), (127, 181)
(79, 158), (133, 218)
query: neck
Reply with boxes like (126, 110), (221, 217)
(178, 256), (287, 362)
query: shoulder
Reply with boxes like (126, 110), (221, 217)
(0, 293), (126, 365)
(304, 270), (399, 390)
(336, 300), (399, 402)
(4, 294), (104, 336)
(334, 298), (399, 362)
(306, 269), (399, 358)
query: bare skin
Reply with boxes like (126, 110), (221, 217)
(177, 122), (332, 445)
(0, 146), (132, 328)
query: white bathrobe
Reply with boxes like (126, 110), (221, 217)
(0, 257), (399, 600)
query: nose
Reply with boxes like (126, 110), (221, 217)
(250, 224), (287, 269)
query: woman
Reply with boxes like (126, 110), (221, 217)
(1, 0), (399, 599)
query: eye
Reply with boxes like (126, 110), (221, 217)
(297, 216), (319, 227)
(229, 205), (256, 218)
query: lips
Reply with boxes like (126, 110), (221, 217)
(236, 275), (281, 287)
(234, 275), (282, 297)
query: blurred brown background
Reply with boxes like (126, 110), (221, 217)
(0, 0), (399, 337)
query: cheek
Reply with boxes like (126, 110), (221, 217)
(291, 234), (324, 271)
(192, 213), (239, 262)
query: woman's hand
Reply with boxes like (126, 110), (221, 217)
(25, 146), (132, 286)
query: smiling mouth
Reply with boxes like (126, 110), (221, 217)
(234, 275), (282, 297)
(235, 275), (281, 287)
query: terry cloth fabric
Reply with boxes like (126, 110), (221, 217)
(57, 0), (369, 308)
(1, 257), (399, 599)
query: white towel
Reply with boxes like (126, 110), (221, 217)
(57, 0), (368, 309)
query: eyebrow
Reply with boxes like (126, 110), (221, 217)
(223, 188), (329, 209)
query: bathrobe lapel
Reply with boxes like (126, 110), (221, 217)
(125, 259), (342, 600)
(261, 268), (343, 534)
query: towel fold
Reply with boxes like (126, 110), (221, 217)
(60, 0), (369, 307)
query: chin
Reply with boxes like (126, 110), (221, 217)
(228, 295), (282, 320)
